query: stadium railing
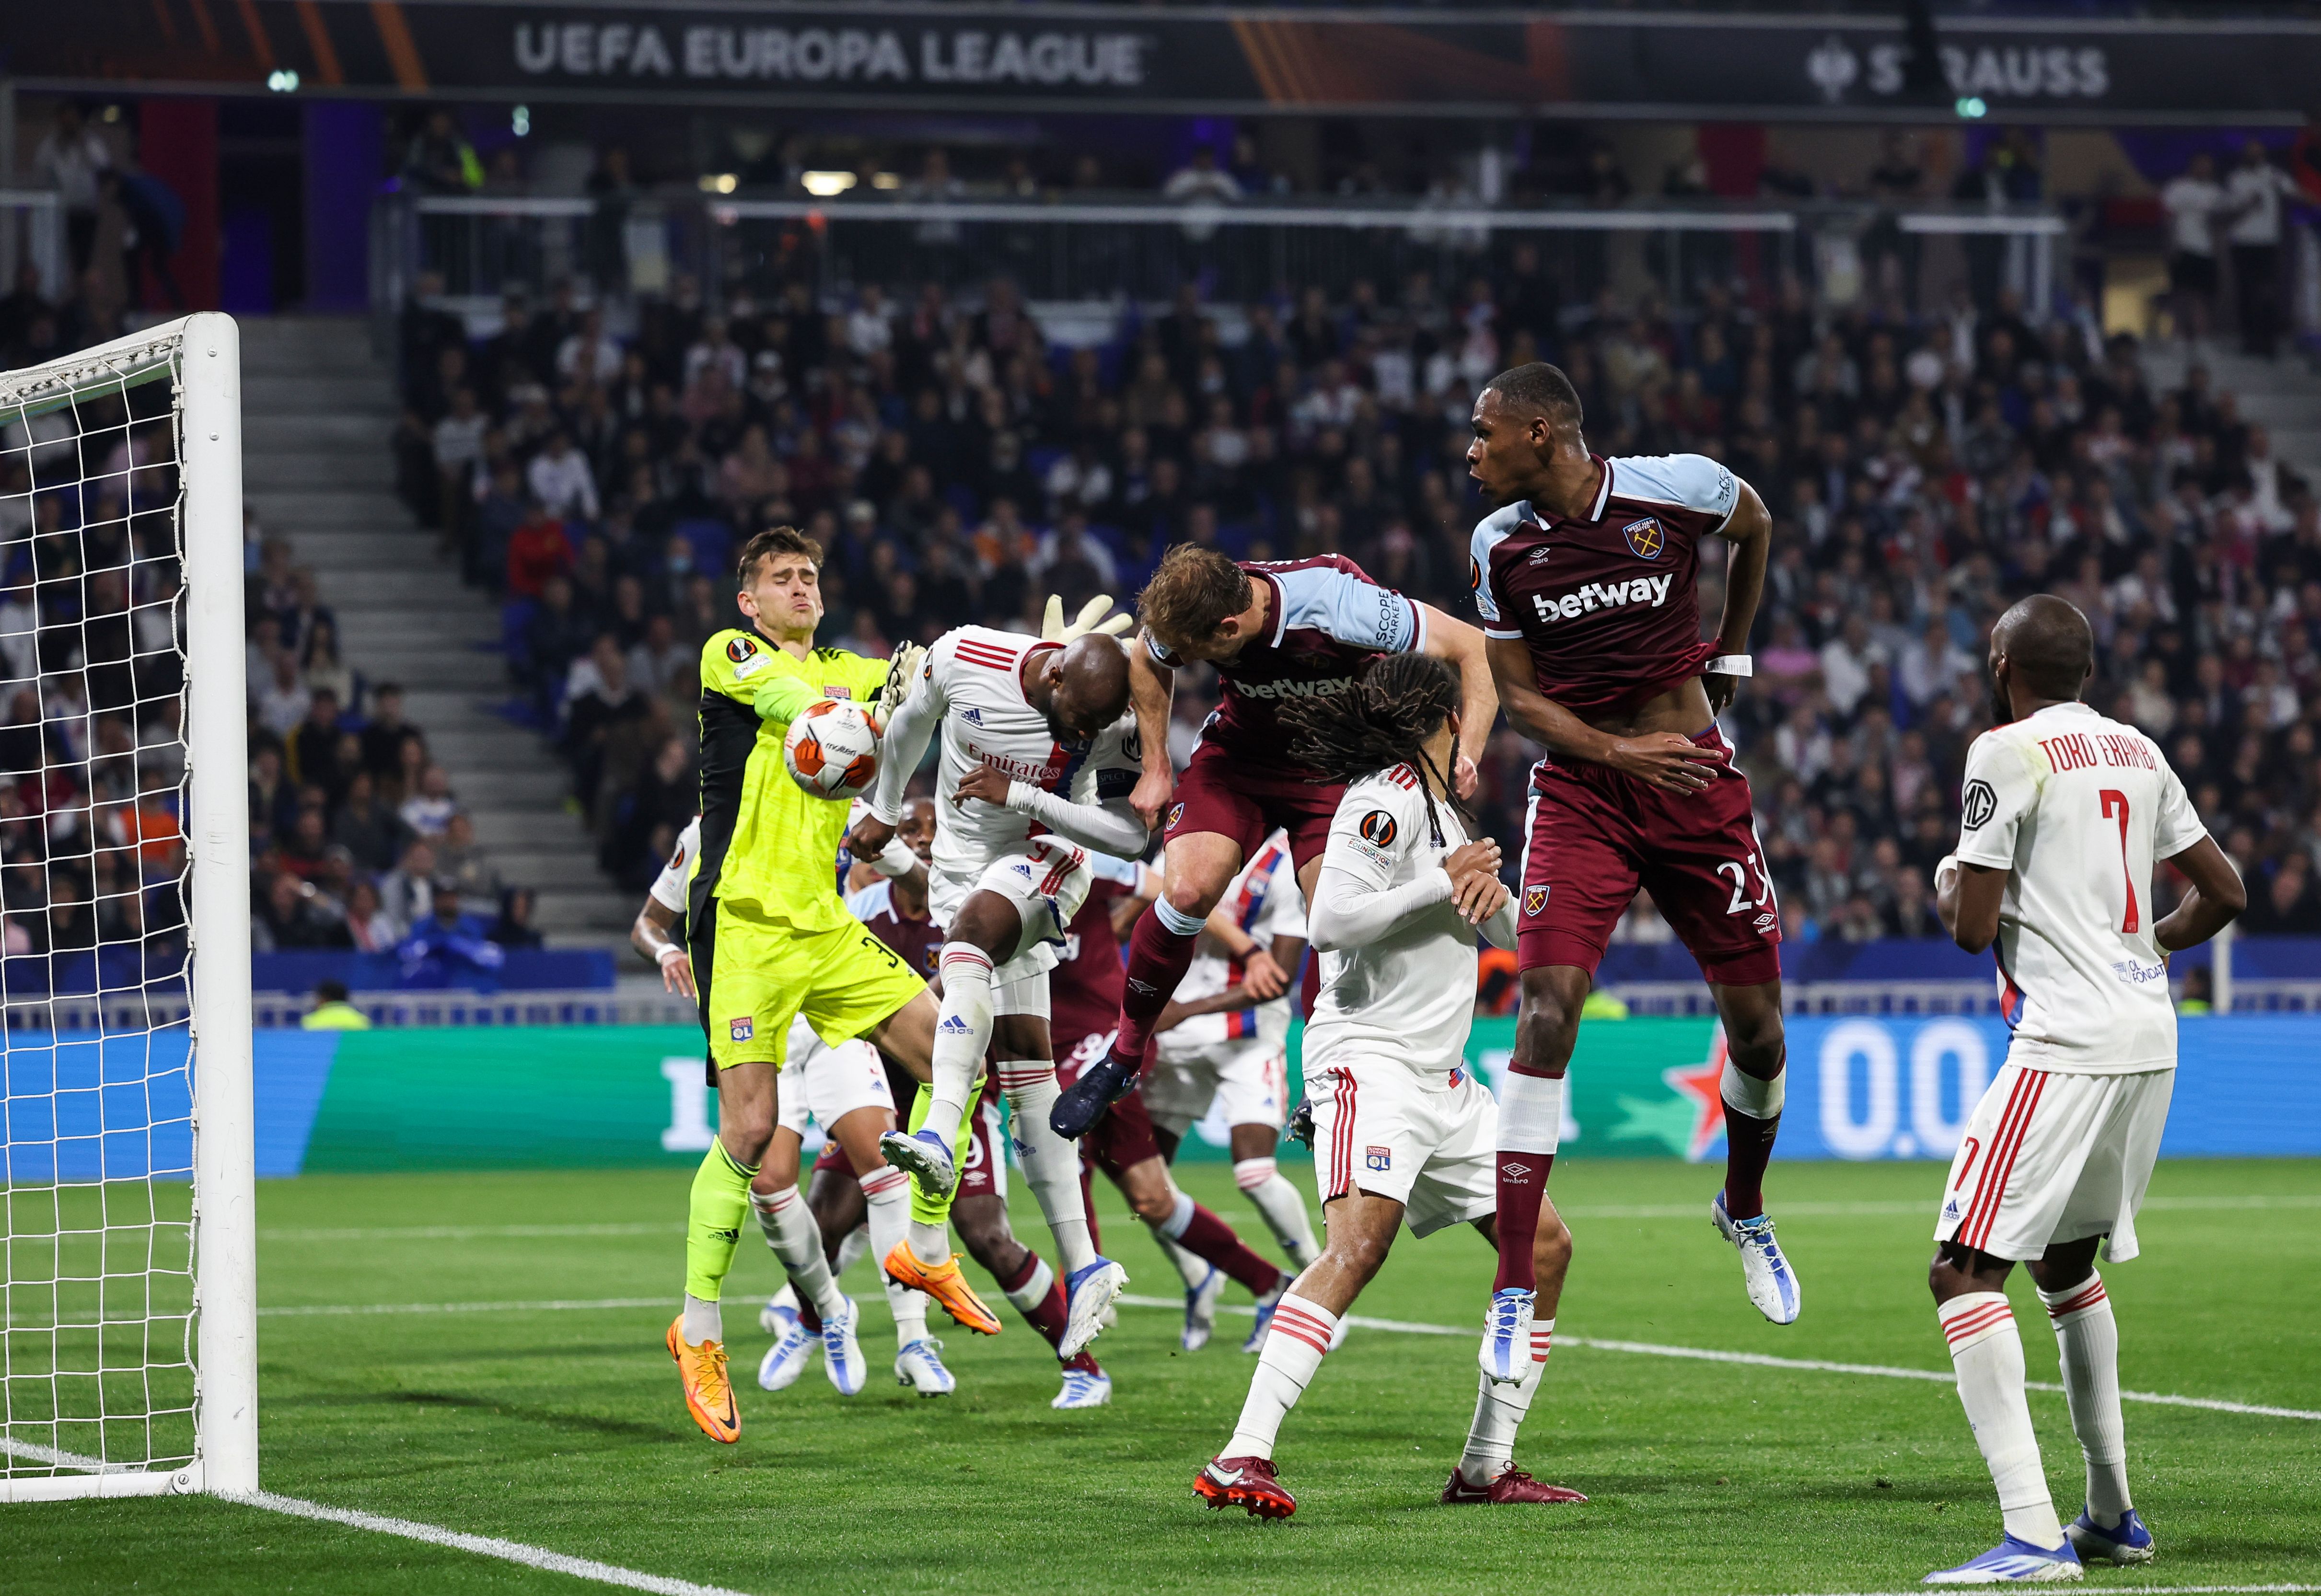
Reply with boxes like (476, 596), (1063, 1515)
(0, 189), (69, 304)
(371, 189), (2070, 332)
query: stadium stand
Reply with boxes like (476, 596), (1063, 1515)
(380, 237), (2321, 951)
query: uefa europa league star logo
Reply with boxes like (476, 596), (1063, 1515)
(1808, 34), (1859, 103)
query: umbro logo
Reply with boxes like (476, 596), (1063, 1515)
(1527, 546), (1554, 566)
(1127, 977), (1158, 995)
(1501, 1160), (1533, 1180)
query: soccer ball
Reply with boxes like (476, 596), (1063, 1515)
(784, 699), (879, 799)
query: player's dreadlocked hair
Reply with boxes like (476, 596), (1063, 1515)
(1280, 653), (1465, 846)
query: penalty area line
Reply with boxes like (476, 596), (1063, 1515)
(1114, 1296), (2321, 1422)
(1785, 1587), (2321, 1596)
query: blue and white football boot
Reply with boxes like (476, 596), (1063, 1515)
(1479, 1286), (1535, 1384)
(879, 1127), (957, 1197)
(1058, 1256), (1127, 1358)
(820, 1297), (866, 1396)
(1923, 1535), (2082, 1584)
(1052, 1364), (1113, 1409)
(1182, 1262), (1226, 1352)
(757, 1314), (817, 1391)
(2063, 1507), (2153, 1565)
(758, 1287), (800, 1338)
(1711, 1191), (1801, 1325)
(894, 1337), (957, 1397)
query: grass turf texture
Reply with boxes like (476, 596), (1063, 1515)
(7, 1157), (2316, 1595)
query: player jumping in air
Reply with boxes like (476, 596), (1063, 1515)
(854, 621), (1149, 1357)
(1924, 596), (2242, 1585)
(1464, 362), (1797, 1378)
(1196, 654), (1583, 1520)
(1051, 546), (1493, 1139)
(668, 524), (964, 1445)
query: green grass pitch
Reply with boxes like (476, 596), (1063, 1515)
(7, 1157), (2317, 1595)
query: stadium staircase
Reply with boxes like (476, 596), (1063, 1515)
(237, 316), (633, 948)
(2143, 339), (2321, 484)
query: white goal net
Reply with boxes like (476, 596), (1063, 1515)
(0, 314), (254, 1503)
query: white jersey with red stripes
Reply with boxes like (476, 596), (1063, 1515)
(1302, 764), (1487, 1077)
(1156, 828), (1305, 1061)
(1954, 700), (2208, 1074)
(886, 625), (1139, 925)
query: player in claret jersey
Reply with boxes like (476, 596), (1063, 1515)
(1052, 545), (1494, 1138)
(1924, 597), (2242, 1586)
(1465, 362), (1798, 1367)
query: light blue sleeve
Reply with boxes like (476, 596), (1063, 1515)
(1469, 505), (1523, 636)
(1611, 453), (1740, 526)
(1275, 566), (1423, 653)
(843, 881), (890, 922)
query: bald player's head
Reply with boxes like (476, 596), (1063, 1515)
(1036, 634), (1131, 743)
(1987, 593), (2094, 721)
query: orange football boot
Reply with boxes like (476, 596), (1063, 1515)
(666, 1317), (740, 1443)
(882, 1242), (1002, 1336)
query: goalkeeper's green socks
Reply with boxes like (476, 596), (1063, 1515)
(905, 1079), (981, 1260)
(682, 1137), (756, 1343)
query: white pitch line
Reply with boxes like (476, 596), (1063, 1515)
(228, 1492), (754, 1596)
(1114, 1295), (2321, 1421)
(257, 1296), (668, 1318)
(7, 1435), (753, 1596)
(1787, 1588), (2321, 1596)
(260, 1222), (684, 1242)
(1555, 1193), (2321, 1221)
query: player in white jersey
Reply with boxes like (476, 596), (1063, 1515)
(1195, 654), (1584, 1521)
(853, 625), (1152, 1356)
(1145, 829), (1320, 1289)
(1923, 596), (2243, 1587)
(631, 813), (963, 1397)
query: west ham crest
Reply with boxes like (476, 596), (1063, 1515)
(1622, 517), (1666, 560)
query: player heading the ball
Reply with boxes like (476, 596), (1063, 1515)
(1465, 361), (1799, 1343)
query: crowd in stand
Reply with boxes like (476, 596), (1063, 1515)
(385, 221), (2321, 940)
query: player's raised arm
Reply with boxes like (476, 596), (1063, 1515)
(1126, 630), (1177, 827)
(856, 641), (947, 855)
(1484, 635), (1722, 795)
(1704, 478), (1772, 717)
(1416, 604), (1496, 800)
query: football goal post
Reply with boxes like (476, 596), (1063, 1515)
(0, 313), (255, 1502)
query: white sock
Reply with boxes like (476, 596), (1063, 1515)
(860, 1166), (928, 1345)
(1156, 1231), (1209, 1292)
(1459, 1317), (1554, 1485)
(833, 1222), (870, 1276)
(924, 944), (994, 1146)
(1496, 1071), (1564, 1154)
(1719, 1057), (1785, 1119)
(752, 1186), (846, 1322)
(909, 1218), (949, 1266)
(1235, 1157), (1318, 1268)
(1940, 1292), (2063, 1548)
(681, 1293), (722, 1345)
(1002, 1255), (1056, 1316)
(2040, 1272), (2131, 1527)
(998, 1059), (1096, 1275)
(1224, 1292), (1338, 1460)
(1157, 1188), (1195, 1239)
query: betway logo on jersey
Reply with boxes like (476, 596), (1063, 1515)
(1230, 675), (1355, 700)
(1531, 572), (1675, 623)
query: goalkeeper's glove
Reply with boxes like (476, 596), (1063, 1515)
(1041, 594), (1134, 644)
(1285, 1095), (1315, 1150)
(872, 639), (927, 731)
